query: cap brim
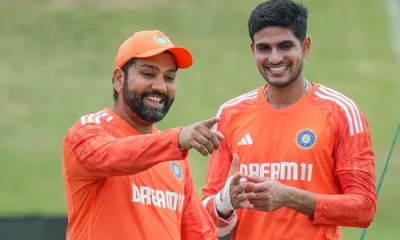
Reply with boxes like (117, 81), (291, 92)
(135, 46), (193, 69)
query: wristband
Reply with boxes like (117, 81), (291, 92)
(215, 176), (235, 214)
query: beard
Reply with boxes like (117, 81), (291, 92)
(122, 81), (174, 123)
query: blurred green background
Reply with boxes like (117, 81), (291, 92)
(1, 0), (399, 239)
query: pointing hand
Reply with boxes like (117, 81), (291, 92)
(178, 117), (225, 156)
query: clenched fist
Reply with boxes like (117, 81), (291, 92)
(178, 117), (225, 156)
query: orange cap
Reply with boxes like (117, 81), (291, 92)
(114, 30), (193, 69)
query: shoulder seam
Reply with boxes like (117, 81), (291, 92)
(220, 88), (258, 106)
(212, 89), (258, 130)
(80, 110), (114, 125)
(64, 111), (116, 151)
(314, 85), (364, 136)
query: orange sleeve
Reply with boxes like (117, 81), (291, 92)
(181, 161), (218, 240)
(202, 107), (232, 198)
(312, 106), (377, 228)
(201, 108), (237, 235)
(63, 122), (188, 179)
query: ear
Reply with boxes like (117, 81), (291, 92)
(302, 36), (311, 57)
(250, 41), (255, 55)
(113, 67), (124, 96)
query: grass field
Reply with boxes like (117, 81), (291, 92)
(1, 0), (399, 239)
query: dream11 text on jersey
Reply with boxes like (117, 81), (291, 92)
(240, 162), (313, 182)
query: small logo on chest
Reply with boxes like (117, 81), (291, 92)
(237, 133), (253, 146)
(296, 128), (317, 149)
(171, 161), (182, 180)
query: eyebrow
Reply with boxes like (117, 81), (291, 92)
(279, 40), (295, 45)
(140, 64), (158, 71)
(256, 40), (295, 48)
(140, 64), (177, 73)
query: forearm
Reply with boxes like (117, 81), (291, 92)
(312, 193), (376, 227)
(310, 167), (377, 227)
(74, 127), (187, 177)
(285, 186), (376, 228)
(285, 186), (316, 218)
(202, 195), (237, 237)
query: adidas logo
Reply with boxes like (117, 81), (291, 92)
(238, 133), (253, 146)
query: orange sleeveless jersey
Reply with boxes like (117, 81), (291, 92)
(62, 108), (217, 240)
(202, 83), (376, 240)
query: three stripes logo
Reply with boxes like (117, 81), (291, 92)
(314, 85), (364, 136)
(80, 110), (114, 125)
(237, 133), (253, 146)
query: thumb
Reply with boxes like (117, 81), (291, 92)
(228, 153), (240, 177)
(203, 117), (220, 128)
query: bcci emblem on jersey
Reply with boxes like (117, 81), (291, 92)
(171, 161), (182, 180)
(296, 129), (317, 149)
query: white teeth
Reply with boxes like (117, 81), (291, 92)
(269, 66), (288, 72)
(147, 96), (161, 102)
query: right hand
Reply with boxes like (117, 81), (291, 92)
(178, 117), (225, 156)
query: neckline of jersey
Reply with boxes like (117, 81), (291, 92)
(257, 81), (320, 115)
(103, 107), (160, 135)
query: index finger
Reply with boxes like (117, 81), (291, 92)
(249, 181), (269, 192)
(203, 117), (220, 128)
(244, 174), (268, 183)
(234, 182), (255, 194)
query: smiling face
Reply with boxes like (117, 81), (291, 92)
(250, 26), (311, 87)
(113, 52), (178, 123)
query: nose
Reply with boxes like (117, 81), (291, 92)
(152, 77), (167, 93)
(269, 49), (283, 64)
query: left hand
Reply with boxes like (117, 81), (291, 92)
(237, 175), (291, 212)
(215, 154), (255, 219)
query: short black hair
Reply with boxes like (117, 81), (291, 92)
(112, 58), (136, 101)
(248, 0), (308, 43)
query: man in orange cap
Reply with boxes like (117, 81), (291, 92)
(62, 30), (220, 240)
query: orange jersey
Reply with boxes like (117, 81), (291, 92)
(202, 82), (376, 240)
(62, 108), (217, 240)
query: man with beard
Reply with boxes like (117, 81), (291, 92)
(201, 0), (377, 239)
(62, 30), (220, 240)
